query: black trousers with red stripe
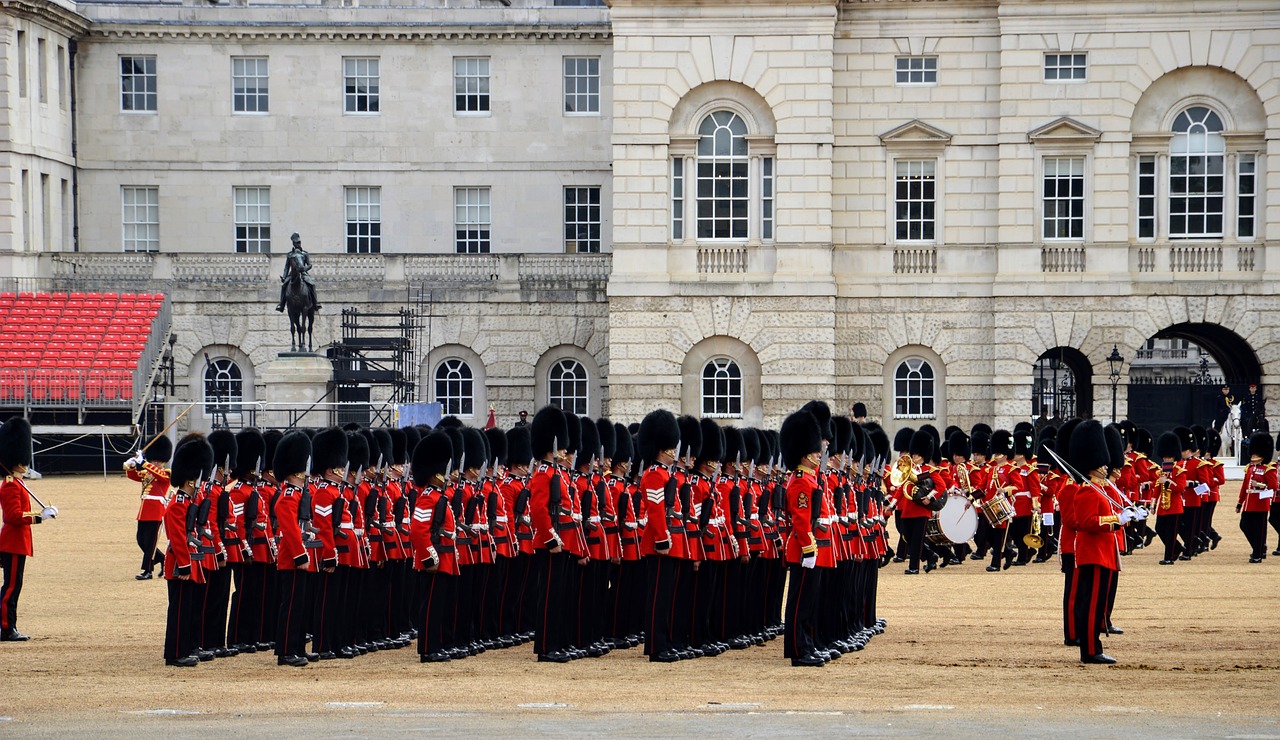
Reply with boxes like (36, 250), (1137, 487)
(502, 553), (531, 637)
(1073, 563), (1116, 659)
(533, 550), (574, 656)
(164, 577), (197, 661)
(227, 562), (268, 648)
(691, 559), (720, 649)
(1060, 552), (1077, 642)
(900, 516), (926, 570)
(784, 563), (822, 659)
(418, 570), (457, 656)
(1157, 513), (1180, 561)
(1, 552), (26, 633)
(136, 521), (162, 573)
(201, 565), (232, 650)
(275, 569), (311, 658)
(313, 566), (348, 653)
(643, 554), (678, 658)
(1240, 511), (1269, 558)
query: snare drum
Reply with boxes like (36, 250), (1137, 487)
(980, 491), (1014, 528)
(925, 517), (950, 546)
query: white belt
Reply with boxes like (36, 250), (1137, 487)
(589, 516), (601, 524)
(143, 495), (166, 502)
(354, 529), (364, 536)
(1013, 491), (1031, 498)
(340, 523), (354, 530)
(571, 513), (582, 522)
(496, 516), (509, 523)
(818, 517), (832, 526)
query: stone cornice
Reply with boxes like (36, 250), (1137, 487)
(87, 20), (611, 41)
(0, 0), (91, 38)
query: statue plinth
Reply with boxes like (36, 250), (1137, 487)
(262, 353), (332, 428)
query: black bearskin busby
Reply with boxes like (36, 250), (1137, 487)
(145, 434), (174, 465)
(347, 430), (370, 471)
(722, 426), (743, 466)
(596, 418), (616, 461)
(564, 411), (581, 456)
(741, 427), (762, 466)
(852, 402), (867, 418)
(412, 431), (454, 488)
(531, 405), (569, 460)
(1013, 429), (1035, 460)
(1155, 431), (1182, 461)
(483, 427), (507, 467)
(171, 432), (215, 488)
(403, 426), (422, 461)
(893, 427), (915, 454)
(461, 428), (487, 472)
(780, 410), (822, 471)
(310, 427), (348, 474)
(209, 428), (238, 473)
(371, 428), (393, 469)
(614, 422), (634, 468)
(637, 409), (679, 465)
(802, 400), (833, 443)
(1248, 432), (1273, 464)
(948, 431), (970, 460)
(677, 414), (702, 461)
(0, 417), (33, 472)
(909, 428), (934, 461)
(990, 430), (1013, 458)
(970, 429), (991, 458)
(505, 426), (533, 468)
(231, 428), (264, 479)
(579, 417), (600, 465)
(1070, 420), (1110, 476)
(390, 428), (408, 466)
(1173, 426), (1195, 453)
(695, 418), (724, 469)
(1105, 424), (1125, 472)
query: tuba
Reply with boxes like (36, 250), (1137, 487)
(888, 454), (917, 489)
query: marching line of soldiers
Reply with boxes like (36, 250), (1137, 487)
(153, 401), (898, 668)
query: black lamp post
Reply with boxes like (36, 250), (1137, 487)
(1107, 344), (1124, 422)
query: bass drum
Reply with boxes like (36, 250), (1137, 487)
(937, 494), (979, 544)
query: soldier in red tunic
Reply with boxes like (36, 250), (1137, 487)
(226, 428), (267, 654)
(780, 410), (825, 667)
(1069, 419), (1128, 665)
(637, 408), (683, 662)
(410, 430), (458, 662)
(500, 426), (535, 642)
(161, 433), (212, 665)
(125, 434), (172, 580)
(527, 406), (581, 663)
(1, 418), (56, 644)
(1237, 432), (1276, 562)
(271, 430), (314, 668)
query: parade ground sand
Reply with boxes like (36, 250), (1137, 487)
(1, 475), (1278, 738)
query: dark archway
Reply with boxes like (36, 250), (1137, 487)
(1128, 322), (1262, 436)
(1032, 346), (1093, 421)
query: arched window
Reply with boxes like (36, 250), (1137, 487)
(548, 358), (588, 415)
(701, 358), (742, 418)
(894, 358), (935, 418)
(433, 358), (473, 416)
(696, 110), (749, 240)
(1169, 105), (1225, 239)
(203, 357), (243, 428)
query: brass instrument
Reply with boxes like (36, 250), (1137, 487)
(1159, 462), (1174, 510)
(888, 453), (917, 489)
(1023, 496), (1044, 549)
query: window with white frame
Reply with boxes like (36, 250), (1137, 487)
(563, 56), (599, 114)
(204, 357), (244, 422)
(894, 159), (936, 242)
(671, 158), (685, 241)
(1169, 106), (1224, 239)
(1042, 157), (1085, 240)
(454, 57), (490, 114)
(564, 186), (601, 253)
(1237, 155), (1256, 240)
(344, 186), (381, 253)
(434, 358), (474, 416)
(548, 359), (588, 415)
(1136, 155), (1157, 240)
(895, 56), (936, 85)
(701, 358), (742, 418)
(1043, 53), (1086, 81)
(232, 57), (268, 114)
(234, 187), (271, 253)
(120, 55), (157, 112)
(122, 186), (159, 252)
(343, 57), (379, 114)
(894, 358), (935, 418)
(696, 110), (749, 240)
(455, 187), (491, 253)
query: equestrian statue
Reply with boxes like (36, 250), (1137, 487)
(276, 232), (320, 352)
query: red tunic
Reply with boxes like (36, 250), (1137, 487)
(224, 480), (255, 563)
(410, 485), (459, 576)
(163, 490), (203, 583)
(127, 461), (171, 522)
(245, 480), (275, 563)
(1057, 480), (1078, 555)
(0, 477), (37, 557)
(640, 464), (685, 559)
(1238, 463), (1277, 513)
(529, 463), (585, 556)
(273, 483), (311, 571)
(1071, 480), (1121, 572)
(784, 468), (820, 565)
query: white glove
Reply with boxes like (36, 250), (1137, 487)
(1134, 506), (1149, 521)
(1117, 508), (1135, 525)
(41, 506), (58, 520)
(801, 553), (817, 569)
(132, 451), (146, 466)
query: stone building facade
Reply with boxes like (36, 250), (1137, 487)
(0, 0), (1277, 436)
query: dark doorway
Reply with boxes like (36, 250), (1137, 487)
(1127, 323), (1261, 437)
(1032, 347), (1093, 422)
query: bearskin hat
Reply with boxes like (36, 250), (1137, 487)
(208, 429), (238, 473)
(1013, 421), (1034, 438)
(740, 428), (762, 466)
(230, 428), (264, 478)
(1119, 419), (1137, 443)
(763, 430), (780, 464)
(1248, 432), (1273, 464)
(1190, 424), (1207, 454)
(145, 434), (174, 465)
(263, 430), (283, 473)
(390, 428), (408, 466)
(1205, 429), (1221, 457)
(802, 400), (833, 443)
(1013, 429), (1035, 460)
(631, 410), (673, 465)
(1173, 426), (1195, 453)
(484, 427), (507, 467)
(1038, 439), (1057, 470)
(834, 416), (852, 457)
(990, 430), (1013, 458)
(943, 425), (962, 443)
(919, 424), (940, 447)
(1070, 420), (1110, 475)
(780, 410), (822, 471)
(893, 427), (915, 454)
(171, 432), (215, 488)
(370, 428), (393, 468)
(563, 411), (581, 455)
(676, 415), (702, 461)
(435, 416), (464, 429)
(614, 422), (634, 467)
(310, 427), (348, 474)
(970, 429), (991, 457)
(460, 428), (487, 472)
(505, 425), (533, 468)
(909, 429), (934, 461)
(579, 416), (600, 464)
(443, 427), (464, 471)
(412, 431), (454, 488)
(531, 405), (569, 459)
(596, 418), (616, 460)
(939, 439), (950, 461)
(1105, 424), (1125, 472)
(1056, 419), (1082, 469)
(1155, 431), (1182, 461)
(852, 402), (867, 418)
(1134, 428), (1153, 457)
(722, 426), (743, 466)
(696, 418), (724, 469)
(948, 431), (970, 460)
(848, 421), (865, 461)
(347, 430), (370, 471)
(1039, 425), (1057, 442)
(868, 426), (889, 464)
(970, 422), (993, 439)
(403, 426), (422, 460)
